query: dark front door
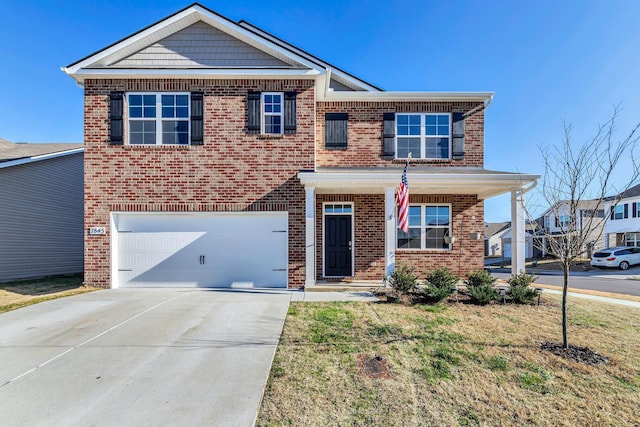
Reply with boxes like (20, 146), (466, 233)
(325, 215), (352, 277)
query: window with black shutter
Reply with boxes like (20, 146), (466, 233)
(325, 113), (348, 150)
(452, 112), (465, 160)
(190, 92), (204, 145)
(246, 91), (297, 135)
(382, 112), (395, 158)
(110, 91), (124, 145)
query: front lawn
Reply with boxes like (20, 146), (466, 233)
(257, 295), (640, 426)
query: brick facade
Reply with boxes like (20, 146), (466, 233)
(315, 193), (484, 281)
(83, 78), (314, 288)
(316, 101), (485, 168)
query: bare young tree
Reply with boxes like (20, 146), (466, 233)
(529, 106), (640, 349)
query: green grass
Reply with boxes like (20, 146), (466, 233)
(258, 296), (640, 426)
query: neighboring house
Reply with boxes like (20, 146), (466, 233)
(499, 222), (539, 260)
(63, 3), (538, 289)
(603, 183), (640, 248)
(484, 222), (510, 256)
(533, 200), (606, 257)
(0, 138), (84, 282)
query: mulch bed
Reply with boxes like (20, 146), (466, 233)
(541, 341), (609, 366)
(357, 354), (393, 379)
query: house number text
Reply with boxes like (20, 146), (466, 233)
(89, 227), (106, 235)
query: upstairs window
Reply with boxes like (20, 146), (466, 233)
(262, 92), (283, 135)
(396, 113), (450, 159)
(127, 93), (190, 145)
(613, 204), (625, 220)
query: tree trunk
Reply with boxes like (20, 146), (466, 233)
(562, 260), (569, 349)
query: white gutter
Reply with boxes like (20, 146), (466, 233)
(0, 148), (84, 169)
(320, 90), (494, 103)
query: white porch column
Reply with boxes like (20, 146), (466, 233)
(385, 187), (397, 278)
(304, 186), (316, 287)
(511, 189), (526, 275)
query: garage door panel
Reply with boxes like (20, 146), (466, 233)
(114, 213), (287, 288)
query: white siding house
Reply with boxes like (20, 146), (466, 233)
(603, 183), (640, 248)
(0, 139), (84, 282)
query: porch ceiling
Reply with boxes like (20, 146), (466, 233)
(297, 167), (539, 199)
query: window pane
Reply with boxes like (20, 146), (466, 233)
(176, 95), (189, 106)
(398, 228), (421, 249)
(130, 120), (156, 145)
(143, 94), (155, 105)
(129, 106), (143, 118)
(143, 106), (156, 117)
(425, 137), (449, 158)
(162, 120), (188, 145)
(176, 106), (189, 118)
(397, 137), (420, 158)
(397, 115), (408, 125)
(426, 228), (447, 249)
(265, 116), (282, 134)
(426, 125), (436, 136)
(437, 125), (449, 135)
(129, 95), (142, 106)
(437, 206), (450, 225)
(437, 115), (449, 126)
(408, 206), (421, 226)
(426, 115), (436, 125)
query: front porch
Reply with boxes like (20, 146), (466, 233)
(298, 167), (539, 287)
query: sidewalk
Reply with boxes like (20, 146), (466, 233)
(541, 288), (640, 308)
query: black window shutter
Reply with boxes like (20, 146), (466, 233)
(610, 206), (615, 220)
(633, 202), (637, 218)
(109, 91), (124, 145)
(325, 113), (348, 149)
(624, 203), (629, 218)
(284, 92), (297, 134)
(555, 216), (559, 227)
(247, 92), (261, 134)
(452, 112), (465, 160)
(382, 112), (395, 158)
(190, 92), (204, 145)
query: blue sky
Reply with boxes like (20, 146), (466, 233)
(1, 1), (639, 222)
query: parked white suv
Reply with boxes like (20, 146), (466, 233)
(591, 246), (640, 270)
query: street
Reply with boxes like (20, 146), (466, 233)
(491, 267), (640, 297)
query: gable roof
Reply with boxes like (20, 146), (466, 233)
(63, 2), (375, 91)
(485, 222), (510, 238)
(605, 183), (640, 201)
(62, 3), (494, 104)
(0, 138), (83, 168)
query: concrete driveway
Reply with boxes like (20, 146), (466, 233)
(0, 288), (291, 427)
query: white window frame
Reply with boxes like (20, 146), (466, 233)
(625, 232), (640, 247)
(395, 113), (451, 160)
(559, 215), (570, 228)
(127, 92), (190, 145)
(397, 204), (452, 250)
(261, 92), (283, 135)
(613, 204), (624, 220)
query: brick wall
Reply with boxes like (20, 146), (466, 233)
(316, 101), (484, 168)
(315, 193), (484, 281)
(83, 78), (314, 288)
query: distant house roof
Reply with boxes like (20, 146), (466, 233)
(485, 222), (510, 238)
(0, 138), (83, 168)
(604, 183), (640, 201)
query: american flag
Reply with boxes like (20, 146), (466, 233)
(397, 161), (409, 233)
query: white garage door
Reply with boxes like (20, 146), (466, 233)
(112, 212), (288, 288)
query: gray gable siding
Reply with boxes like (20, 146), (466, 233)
(113, 21), (291, 68)
(0, 153), (84, 282)
(329, 79), (356, 92)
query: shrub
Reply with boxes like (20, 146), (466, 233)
(387, 263), (418, 295)
(465, 270), (498, 305)
(423, 267), (459, 303)
(508, 272), (538, 304)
